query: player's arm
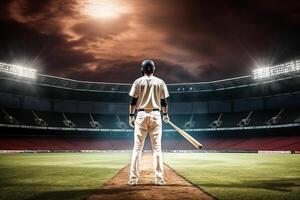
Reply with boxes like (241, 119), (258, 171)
(161, 98), (170, 123)
(161, 80), (170, 123)
(128, 80), (139, 128)
(129, 96), (138, 128)
(161, 98), (168, 114)
(129, 96), (137, 115)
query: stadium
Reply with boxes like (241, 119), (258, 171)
(0, 59), (299, 200)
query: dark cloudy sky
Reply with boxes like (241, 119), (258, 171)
(0, 0), (299, 83)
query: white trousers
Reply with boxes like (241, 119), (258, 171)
(129, 111), (164, 180)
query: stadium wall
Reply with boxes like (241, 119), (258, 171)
(0, 126), (299, 151)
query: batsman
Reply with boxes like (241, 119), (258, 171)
(128, 59), (169, 186)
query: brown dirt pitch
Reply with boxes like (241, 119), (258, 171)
(87, 153), (214, 200)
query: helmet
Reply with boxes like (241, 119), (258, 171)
(141, 59), (155, 75)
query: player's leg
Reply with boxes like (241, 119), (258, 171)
(129, 112), (148, 185)
(149, 112), (165, 185)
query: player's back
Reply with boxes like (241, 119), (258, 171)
(130, 75), (168, 110)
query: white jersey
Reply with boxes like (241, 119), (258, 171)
(129, 75), (169, 110)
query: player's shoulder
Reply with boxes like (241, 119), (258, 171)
(153, 76), (166, 85)
(132, 77), (144, 84)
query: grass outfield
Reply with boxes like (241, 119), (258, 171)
(0, 153), (131, 200)
(164, 153), (300, 200)
(0, 152), (300, 200)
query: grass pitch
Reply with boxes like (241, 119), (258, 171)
(0, 152), (131, 200)
(164, 153), (300, 200)
(0, 152), (299, 200)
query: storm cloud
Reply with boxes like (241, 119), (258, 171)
(0, 0), (299, 83)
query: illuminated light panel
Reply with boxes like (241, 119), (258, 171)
(253, 67), (270, 79)
(253, 60), (300, 79)
(0, 62), (36, 79)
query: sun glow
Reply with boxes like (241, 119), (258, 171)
(83, 0), (127, 19)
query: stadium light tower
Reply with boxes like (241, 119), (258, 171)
(0, 62), (36, 79)
(253, 60), (300, 79)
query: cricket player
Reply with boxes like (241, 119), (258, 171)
(128, 59), (170, 186)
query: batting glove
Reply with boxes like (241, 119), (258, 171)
(162, 113), (170, 123)
(129, 114), (135, 128)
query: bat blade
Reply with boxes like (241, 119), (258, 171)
(168, 120), (203, 149)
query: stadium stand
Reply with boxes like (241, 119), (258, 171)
(0, 62), (299, 152)
(1, 108), (299, 129)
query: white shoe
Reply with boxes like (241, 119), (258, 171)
(154, 178), (166, 186)
(128, 178), (138, 186)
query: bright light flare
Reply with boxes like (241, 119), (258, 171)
(0, 62), (36, 79)
(85, 3), (118, 18)
(253, 60), (300, 79)
(253, 67), (271, 79)
(82, 0), (128, 19)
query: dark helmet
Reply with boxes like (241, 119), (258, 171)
(141, 59), (155, 75)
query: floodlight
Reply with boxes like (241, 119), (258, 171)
(253, 60), (300, 79)
(253, 67), (270, 79)
(0, 62), (36, 79)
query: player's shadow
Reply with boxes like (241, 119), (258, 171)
(24, 189), (97, 200)
(22, 188), (151, 200)
(18, 182), (193, 200)
(93, 187), (150, 194)
(200, 177), (300, 192)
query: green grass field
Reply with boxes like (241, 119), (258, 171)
(164, 153), (300, 200)
(0, 153), (131, 200)
(0, 152), (299, 200)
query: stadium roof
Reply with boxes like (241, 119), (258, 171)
(0, 69), (299, 102)
(0, 59), (299, 102)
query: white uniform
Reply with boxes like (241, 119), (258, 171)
(129, 74), (169, 181)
